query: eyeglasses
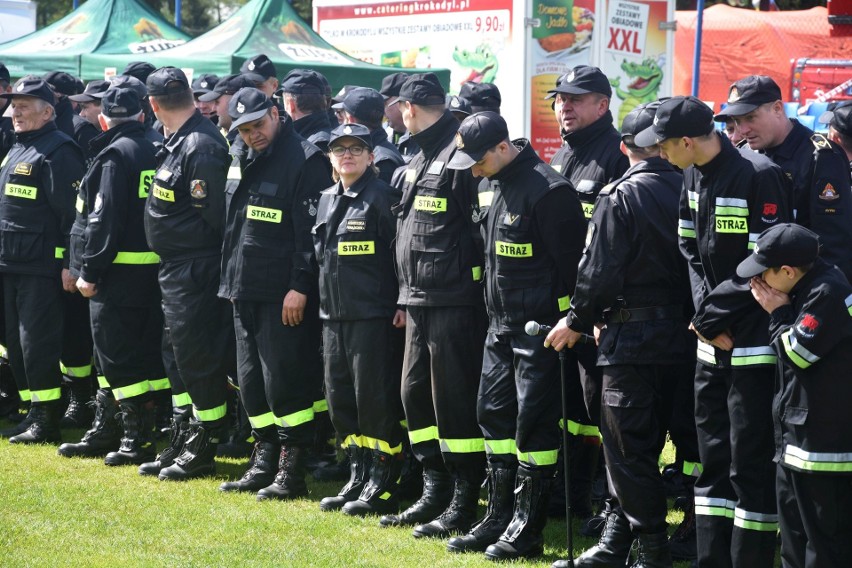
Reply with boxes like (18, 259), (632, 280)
(330, 145), (367, 157)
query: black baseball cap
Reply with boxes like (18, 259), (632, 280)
(634, 96), (715, 147)
(736, 223), (820, 278)
(0, 75), (56, 106)
(240, 54), (277, 83)
(146, 67), (190, 97)
(380, 72), (409, 99)
(446, 94), (472, 116)
(328, 123), (373, 150)
(228, 87), (274, 130)
(192, 73), (219, 96)
(621, 101), (662, 140)
(459, 81), (501, 113)
(333, 87), (384, 124)
(714, 75), (782, 119)
(43, 71), (78, 96)
(332, 85), (358, 104)
(69, 80), (110, 103)
(101, 87), (142, 118)
(197, 74), (256, 102)
(98, 75), (148, 101)
(819, 101), (852, 136)
(279, 69), (326, 95)
(122, 61), (156, 83)
(396, 73), (445, 106)
(0, 63), (10, 85)
(447, 111), (509, 170)
(546, 65), (612, 99)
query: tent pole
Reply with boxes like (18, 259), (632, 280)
(175, 0), (182, 28)
(691, 0), (705, 97)
(73, 0), (79, 8)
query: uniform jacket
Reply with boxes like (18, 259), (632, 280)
(313, 168), (400, 321)
(482, 140), (584, 334)
(54, 96), (98, 160)
(293, 112), (332, 154)
(369, 127), (404, 184)
(144, 110), (229, 262)
(219, 115), (331, 303)
(0, 113), (13, 163)
(550, 110), (629, 220)
(0, 121), (83, 277)
(396, 131), (420, 164)
(569, 157), (694, 365)
(768, 258), (852, 475)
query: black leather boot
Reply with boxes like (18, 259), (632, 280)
(59, 375), (94, 429)
(397, 440), (423, 500)
(320, 446), (370, 511)
(158, 418), (225, 480)
(448, 466), (516, 553)
(105, 397), (157, 466)
(0, 405), (33, 437)
(553, 502), (634, 568)
(217, 392), (253, 459)
(138, 405), (191, 476)
(484, 465), (553, 561)
(413, 473), (483, 538)
(58, 389), (120, 458)
(379, 468), (452, 526)
(630, 532), (672, 568)
(257, 445), (310, 500)
(9, 403), (61, 444)
(219, 431), (280, 493)
(343, 450), (403, 516)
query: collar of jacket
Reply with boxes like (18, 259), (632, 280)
(764, 118), (808, 162)
(163, 109), (205, 153)
(54, 96), (72, 121)
(293, 111), (331, 137)
(89, 120), (145, 154)
(231, 114), (294, 163)
(561, 109), (615, 148)
(411, 110), (457, 157)
(15, 120), (58, 144)
(624, 155), (677, 177)
(695, 131), (736, 179)
(322, 166), (376, 198)
(490, 139), (538, 183)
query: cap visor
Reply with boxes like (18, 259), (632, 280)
(446, 150), (480, 170)
(633, 125), (662, 148)
(328, 134), (372, 150)
(68, 94), (97, 102)
(736, 255), (768, 279)
(714, 102), (759, 119)
(229, 108), (270, 131)
(331, 101), (344, 110)
(192, 89), (213, 96)
(197, 91), (222, 102)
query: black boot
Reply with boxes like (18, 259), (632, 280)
(0, 357), (20, 421)
(312, 454), (351, 482)
(630, 532), (672, 568)
(413, 473), (483, 538)
(379, 468), (452, 526)
(397, 440), (423, 500)
(448, 466), (516, 553)
(219, 430), (280, 493)
(0, 404), (33, 437)
(343, 450), (403, 516)
(59, 375), (94, 429)
(158, 418), (225, 480)
(320, 446), (370, 511)
(217, 392), (253, 459)
(484, 465), (553, 561)
(138, 405), (191, 476)
(9, 403), (62, 444)
(256, 445), (309, 500)
(104, 398), (156, 466)
(58, 389), (121, 458)
(554, 501), (634, 568)
(668, 496), (696, 561)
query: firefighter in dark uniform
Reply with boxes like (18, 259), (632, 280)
(458, 82), (502, 114)
(0, 76), (83, 443)
(441, 112), (584, 560)
(333, 87), (404, 184)
(379, 72), (420, 162)
(739, 224), (852, 568)
(278, 69), (334, 154)
(138, 67), (234, 481)
(634, 96), (791, 568)
(121, 61), (157, 130)
(43, 71), (100, 159)
(380, 73), (488, 538)
(58, 88), (165, 465)
(218, 88), (331, 499)
(715, 76), (852, 281)
(310, 123), (406, 515)
(547, 102), (695, 567)
(819, 101), (852, 171)
(240, 54), (279, 98)
(197, 74), (257, 145)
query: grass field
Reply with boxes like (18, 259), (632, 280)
(1, 423), (691, 568)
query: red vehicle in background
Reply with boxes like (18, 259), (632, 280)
(790, 58), (852, 104)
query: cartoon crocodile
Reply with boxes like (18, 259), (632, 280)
(610, 57), (663, 125)
(453, 44), (498, 87)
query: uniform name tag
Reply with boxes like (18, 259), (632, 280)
(247, 205), (282, 223)
(4, 183), (37, 199)
(76, 196), (84, 213)
(14, 162), (32, 176)
(345, 219), (366, 232)
(715, 216), (748, 234)
(581, 202), (594, 219)
(152, 184), (174, 202)
(227, 166), (242, 180)
(414, 196), (447, 213)
(496, 241), (533, 257)
(338, 241), (375, 255)
(138, 170), (155, 198)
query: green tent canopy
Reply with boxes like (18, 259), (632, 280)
(80, 0), (449, 91)
(0, 0), (189, 78)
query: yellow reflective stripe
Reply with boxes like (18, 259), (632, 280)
(338, 241), (375, 255)
(408, 425), (439, 445)
(782, 330), (811, 369)
(313, 399), (328, 413)
(362, 435), (403, 455)
(18, 389), (31, 402)
(113, 251), (160, 265)
(472, 266), (482, 281)
(30, 387), (62, 403)
(4, 183), (37, 199)
(696, 342), (716, 365)
(342, 434), (362, 448)
(0, 343), (6, 359)
(400, 419), (408, 429)
(518, 449), (559, 467)
(55, 247), (65, 259)
(683, 460), (703, 477)
(496, 241), (533, 257)
(76, 195), (84, 213)
(695, 496), (735, 519)
(112, 380), (150, 401)
(715, 216), (748, 234)
(678, 228), (696, 238)
(439, 437), (485, 454)
(478, 191), (493, 207)
(274, 406), (315, 428)
(249, 411), (276, 429)
(152, 184), (174, 202)
(194, 402), (228, 422)
(60, 361), (93, 377)
(148, 378), (170, 392)
(559, 419), (601, 438)
(172, 392), (192, 407)
(581, 202), (594, 219)
(485, 438), (517, 456)
(558, 295), (570, 312)
(845, 294), (852, 316)
(734, 508), (779, 532)
(687, 191), (699, 211)
(97, 375), (110, 389)
(138, 170), (155, 198)
(731, 346), (777, 367)
(783, 444), (852, 473)
(247, 205), (282, 223)
(714, 206), (749, 216)
(414, 196), (447, 212)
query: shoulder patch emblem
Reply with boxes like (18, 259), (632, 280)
(811, 133), (830, 150)
(13, 163), (32, 176)
(190, 180), (207, 199)
(819, 182), (840, 202)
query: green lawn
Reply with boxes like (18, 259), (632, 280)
(1, 425), (690, 567)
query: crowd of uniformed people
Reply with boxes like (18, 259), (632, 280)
(0, 55), (851, 568)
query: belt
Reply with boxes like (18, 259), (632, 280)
(603, 305), (684, 324)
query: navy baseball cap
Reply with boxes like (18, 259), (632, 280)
(228, 87), (274, 130)
(98, 75), (148, 101)
(192, 73), (219, 96)
(621, 101), (662, 140)
(819, 101), (852, 137)
(446, 94), (472, 116)
(240, 54), (276, 83)
(0, 63), (10, 85)
(714, 76), (782, 119)
(634, 96), (715, 147)
(69, 80), (110, 103)
(736, 223), (820, 278)
(122, 61), (156, 83)
(546, 66), (612, 99)
(380, 72), (409, 99)
(146, 67), (190, 97)
(0, 75), (56, 106)
(396, 73), (445, 106)
(332, 85), (358, 104)
(447, 111), (509, 170)
(101, 88), (142, 118)
(279, 69), (326, 95)
(43, 71), (78, 96)
(328, 123), (373, 150)
(333, 87), (384, 124)
(459, 81), (502, 113)
(197, 74), (256, 102)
